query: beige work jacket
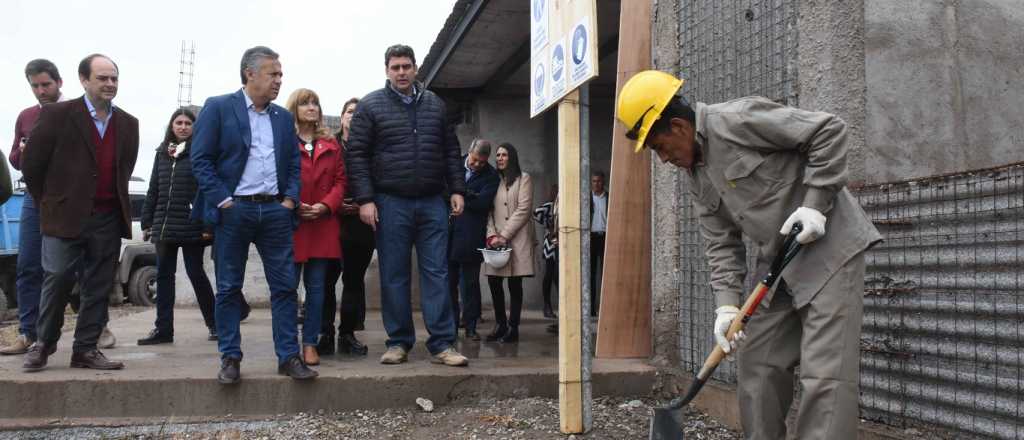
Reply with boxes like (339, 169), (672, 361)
(687, 97), (882, 308)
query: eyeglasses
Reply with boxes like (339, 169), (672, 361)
(625, 105), (656, 142)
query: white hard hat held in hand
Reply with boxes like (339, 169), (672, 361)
(780, 207), (826, 244)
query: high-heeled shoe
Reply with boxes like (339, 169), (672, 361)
(485, 324), (508, 342)
(499, 325), (519, 343)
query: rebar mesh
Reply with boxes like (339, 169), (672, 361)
(676, 0), (800, 385)
(855, 163), (1024, 439)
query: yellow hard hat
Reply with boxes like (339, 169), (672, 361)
(616, 70), (684, 152)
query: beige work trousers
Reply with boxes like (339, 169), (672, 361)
(737, 253), (865, 440)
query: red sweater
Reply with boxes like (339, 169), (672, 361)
(90, 117), (118, 213)
(9, 105), (42, 170)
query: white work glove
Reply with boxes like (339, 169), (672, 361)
(713, 305), (746, 355)
(780, 206), (826, 244)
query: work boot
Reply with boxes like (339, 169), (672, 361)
(137, 329), (173, 346)
(98, 327), (117, 349)
(379, 345), (408, 365)
(303, 345), (320, 366)
(338, 333), (368, 356)
(278, 356), (318, 380)
(70, 349), (124, 370)
(22, 342), (56, 372)
(0, 334), (34, 355)
(499, 325), (519, 343)
(317, 332), (336, 355)
(218, 357), (241, 385)
(485, 324), (508, 342)
(543, 303), (557, 319)
(431, 347), (469, 367)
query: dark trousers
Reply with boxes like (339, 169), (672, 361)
(448, 260), (482, 332)
(590, 232), (605, 317)
(374, 193), (455, 355)
(213, 200), (299, 364)
(323, 232), (373, 335)
(488, 276), (523, 327)
(37, 211), (120, 352)
(15, 192), (42, 339)
(542, 257), (557, 307)
(154, 242), (216, 334)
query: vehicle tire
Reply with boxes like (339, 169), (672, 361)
(127, 265), (157, 307)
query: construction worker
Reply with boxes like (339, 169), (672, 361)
(616, 70), (881, 440)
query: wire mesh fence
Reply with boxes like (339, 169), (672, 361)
(675, 0), (801, 385)
(677, 0), (800, 106)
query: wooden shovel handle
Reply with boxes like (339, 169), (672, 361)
(696, 282), (770, 381)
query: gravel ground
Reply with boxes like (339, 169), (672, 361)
(0, 397), (740, 440)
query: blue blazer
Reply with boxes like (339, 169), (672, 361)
(190, 89), (301, 226)
(448, 160), (499, 263)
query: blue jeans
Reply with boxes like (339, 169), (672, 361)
(449, 260), (482, 332)
(213, 200), (299, 365)
(375, 193), (456, 355)
(296, 259), (328, 346)
(15, 192), (42, 340)
(154, 243), (216, 334)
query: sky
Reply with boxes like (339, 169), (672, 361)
(0, 0), (457, 190)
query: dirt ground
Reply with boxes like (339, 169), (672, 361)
(0, 397), (740, 440)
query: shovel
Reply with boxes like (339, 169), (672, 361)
(649, 223), (804, 440)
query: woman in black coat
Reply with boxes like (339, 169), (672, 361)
(137, 108), (217, 344)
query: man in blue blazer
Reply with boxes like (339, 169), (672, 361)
(447, 139), (499, 340)
(190, 46), (316, 384)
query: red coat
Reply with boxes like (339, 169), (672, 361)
(293, 137), (346, 262)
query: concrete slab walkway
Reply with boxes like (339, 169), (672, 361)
(0, 308), (654, 424)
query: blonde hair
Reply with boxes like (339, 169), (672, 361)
(285, 88), (331, 140)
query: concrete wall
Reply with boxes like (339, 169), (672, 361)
(863, 0), (1024, 182)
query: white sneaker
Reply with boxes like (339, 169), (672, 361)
(379, 345), (408, 364)
(431, 347), (469, 367)
(98, 327), (117, 349)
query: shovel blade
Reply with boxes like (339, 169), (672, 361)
(649, 406), (685, 440)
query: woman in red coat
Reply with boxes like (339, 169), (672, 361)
(285, 88), (346, 366)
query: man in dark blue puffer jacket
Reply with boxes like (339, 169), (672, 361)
(346, 44), (469, 367)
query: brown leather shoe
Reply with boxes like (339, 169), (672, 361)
(303, 345), (320, 366)
(22, 342), (56, 372)
(1, 334), (34, 355)
(70, 349), (124, 370)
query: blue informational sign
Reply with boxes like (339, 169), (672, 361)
(552, 44), (565, 82)
(571, 23), (588, 65)
(534, 62), (546, 98)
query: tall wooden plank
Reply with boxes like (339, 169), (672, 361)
(558, 89), (584, 434)
(595, 0), (654, 358)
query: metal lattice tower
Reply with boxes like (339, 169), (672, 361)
(177, 41), (196, 108)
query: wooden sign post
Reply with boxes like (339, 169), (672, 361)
(530, 0), (599, 434)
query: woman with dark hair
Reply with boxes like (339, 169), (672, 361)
(484, 143), (536, 343)
(320, 97), (371, 356)
(138, 108), (218, 344)
(286, 88), (347, 365)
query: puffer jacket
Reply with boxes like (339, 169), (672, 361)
(141, 141), (209, 244)
(345, 80), (465, 203)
